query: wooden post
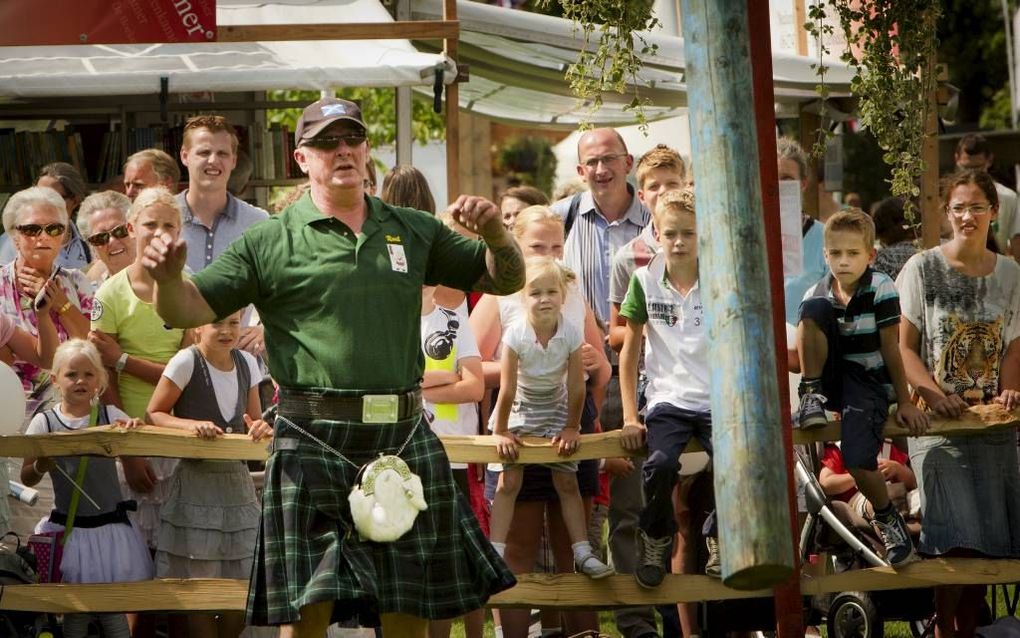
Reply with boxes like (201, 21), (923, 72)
(443, 0), (460, 202)
(679, 0), (795, 590)
(920, 56), (941, 248)
(793, 0), (809, 56)
(747, 2), (804, 635)
(458, 111), (493, 199)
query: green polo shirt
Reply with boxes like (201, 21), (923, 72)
(191, 193), (487, 390)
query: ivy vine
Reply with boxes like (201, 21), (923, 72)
(805, 1), (941, 219)
(542, 0), (660, 129)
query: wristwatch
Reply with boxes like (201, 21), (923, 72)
(115, 352), (129, 372)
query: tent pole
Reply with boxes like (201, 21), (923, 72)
(679, 0), (795, 590)
(444, 0), (460, 201)
(747, 2), (804, 636)
(920, 55), (941, 249)
(395, 0), (413, 166)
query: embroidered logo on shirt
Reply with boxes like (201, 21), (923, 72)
(90, 299), (104, 322)
(385, 234), (402, 243)
(648, 301), (679, 327)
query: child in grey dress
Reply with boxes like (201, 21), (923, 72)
(146, 312), (272, 638)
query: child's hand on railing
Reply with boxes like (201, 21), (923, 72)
(112, 418), (143, 430)
(494, 432), (522, 460)
(191, 421), (223, 439)
(994, 389), (1020, 412)
(244, 414), (274, 441)
(552, 427), (580, 457)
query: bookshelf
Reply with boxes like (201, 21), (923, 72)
(0, 93), (311, 204)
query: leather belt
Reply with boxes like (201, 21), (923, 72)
(278, 387), (422, 422)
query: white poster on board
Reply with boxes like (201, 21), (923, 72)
(779, 180), (804, 278)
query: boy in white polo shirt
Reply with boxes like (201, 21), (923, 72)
(618, 188), (720, 588)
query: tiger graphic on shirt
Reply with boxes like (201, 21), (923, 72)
(933, 315), (1003, 404)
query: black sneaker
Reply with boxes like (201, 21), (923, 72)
(635, 529), (671, 589)
(704, 536), (722, 578)
(872, 510), (918, 567)
(796, 392), (828, 429)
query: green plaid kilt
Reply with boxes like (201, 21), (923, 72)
(246, 412), (516, 627)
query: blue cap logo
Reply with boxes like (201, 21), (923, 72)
(321, 103), (348, 116)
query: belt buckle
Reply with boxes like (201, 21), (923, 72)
(362, 394), (399, 424)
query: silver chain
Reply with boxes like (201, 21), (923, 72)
(275, 414), (420, 471)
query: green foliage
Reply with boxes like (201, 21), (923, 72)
(979, 85), (1014, 130)
(842, 129), (893, 209)
(496, 137), (557, 195)
(938, 0), (1011, 127)
(806, 1), (941, 222)
(539, 0), (660, 130)
(266, 88), (445, 148)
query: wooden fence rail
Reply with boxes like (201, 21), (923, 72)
(2, 559), (1019, 612)
(0, 403), (1013, 461)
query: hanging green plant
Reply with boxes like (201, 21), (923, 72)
(540, 0), (660, 129)
(805, 1), (941, 220)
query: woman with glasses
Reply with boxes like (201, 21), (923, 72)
(898, 169), (1020, 638)
(0, 186), (93, 386)
(77, 191), (136, 285)
(0, 163), (92, 271)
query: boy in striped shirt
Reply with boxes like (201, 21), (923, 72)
(796, 209), (929, 566)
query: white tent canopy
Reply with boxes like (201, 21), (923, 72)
(0, 0), (454, 100)
(411, 0), (854, 127)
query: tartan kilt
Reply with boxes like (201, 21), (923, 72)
(246, 413), (516, 627)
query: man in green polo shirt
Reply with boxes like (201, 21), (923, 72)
(143, 97), (522, 637)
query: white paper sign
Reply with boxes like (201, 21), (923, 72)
(779, 180), (804, 278)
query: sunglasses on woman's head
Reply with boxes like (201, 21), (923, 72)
(87, 224), (130, 246)
(16, 223), (65, 238)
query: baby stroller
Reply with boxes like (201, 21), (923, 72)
(796, 448), (935, 638)
(0, 533), (60, 638)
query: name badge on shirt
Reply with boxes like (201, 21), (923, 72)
(387, 244), (408, 273)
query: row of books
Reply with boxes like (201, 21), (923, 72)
(0, 129), (89, 186)
(0, 123), (302, 189)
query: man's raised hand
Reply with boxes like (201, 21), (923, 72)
(142, 230), (188, 283)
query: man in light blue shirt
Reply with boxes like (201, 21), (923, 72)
(175, 115), (269, 353)
(174, 114), (269, 274)
(551, 128), (650, 325)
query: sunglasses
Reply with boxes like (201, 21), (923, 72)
(16, 223), (65, 238)
(301, 134), (367, 150)
(87, 224), (130, 247)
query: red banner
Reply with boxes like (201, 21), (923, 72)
(0, 0), (217, 46)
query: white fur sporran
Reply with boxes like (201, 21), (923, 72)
(348, 455), (427, 542)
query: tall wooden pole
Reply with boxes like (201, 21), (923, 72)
(747, 2), (804, 635)
(679, 0), (795, 589)
(443, 0), (460, 201)
(920, 56), (941, 249)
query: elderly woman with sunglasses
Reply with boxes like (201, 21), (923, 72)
(0, 187), (94, 386)
(77, 191), (135, 285)
(0, 163), (92, 271)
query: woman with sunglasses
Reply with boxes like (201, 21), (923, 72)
(0, 163), (92, 271)
(78, 191), (136, 285)
(0, 187), (94, 387)
(898, 169), (1020, 638)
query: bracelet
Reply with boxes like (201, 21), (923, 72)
(56, 301), (72, 315)
(115, 352), (129, 372)
(32, 459), (46, 476)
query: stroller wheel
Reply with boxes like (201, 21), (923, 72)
(827, 592), (883, 638)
